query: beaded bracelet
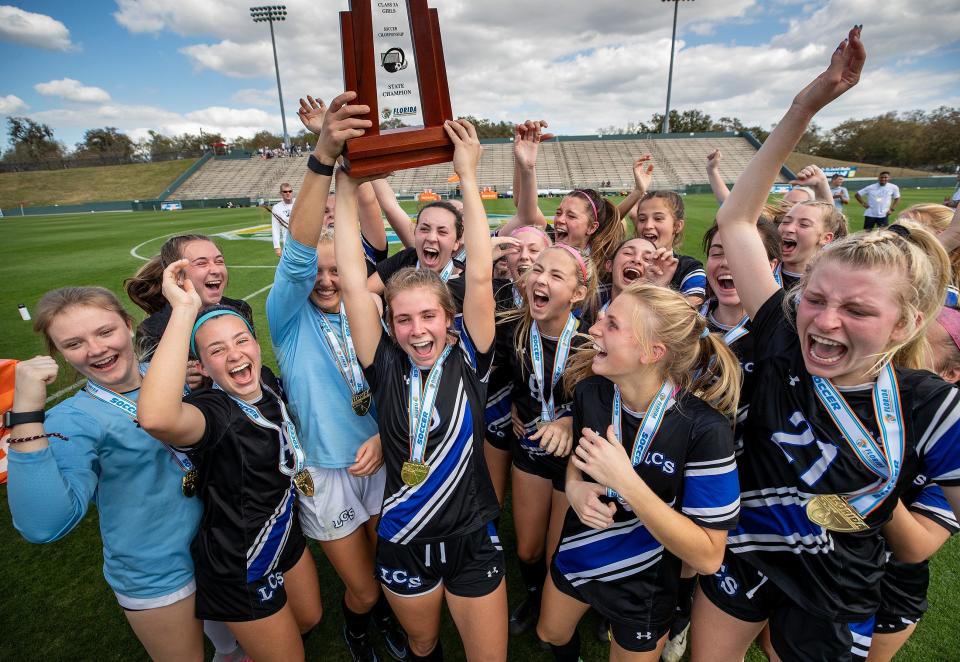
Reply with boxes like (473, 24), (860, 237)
(7, 433), (68, 444)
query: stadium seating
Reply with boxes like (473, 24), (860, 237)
(170, 133), (781, 200)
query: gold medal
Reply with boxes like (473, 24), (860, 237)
(181, 468), (198, 498)
(401, 460), (430, 486)
(352, 389), (372, 417)
(806, 494), (868, 533)
(294, 469), (315, 497)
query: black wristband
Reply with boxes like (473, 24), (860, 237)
(307, 154), (335, 177)
(4, 409), (45, 427)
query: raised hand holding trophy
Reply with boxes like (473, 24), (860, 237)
(340, 0), (454, 176)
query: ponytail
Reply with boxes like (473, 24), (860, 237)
(124, 256), (166, 314)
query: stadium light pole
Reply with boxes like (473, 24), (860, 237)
(250, 5), (290, 150)
(661, 0), (693, 134)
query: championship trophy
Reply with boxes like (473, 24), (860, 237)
(339, 0), (454, 176)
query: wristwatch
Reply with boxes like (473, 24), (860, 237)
(3, 410), (45, 427)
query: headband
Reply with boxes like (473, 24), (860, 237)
(937, 306), (960, 353)
(552, 243), (589, 283)
(190, 309), (256, 357)
(570, 190), (599, 223)
(510, 225), (553, 246)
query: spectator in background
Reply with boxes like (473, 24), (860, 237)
(856, 170), (900, 229)
(830, 174), (849, 209)
(271, 183), (296, 257)
(945, 172), (960, 209)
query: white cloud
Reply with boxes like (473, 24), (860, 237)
(230, 87), (278, 107)
(0, 94), (28, 115)
(35, 78), (111, 103)
(0, 5), (75, 51)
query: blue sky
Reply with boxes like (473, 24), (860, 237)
(1, 0), (958, 152)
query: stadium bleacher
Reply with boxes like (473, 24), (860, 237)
(171, 133), (784, 200)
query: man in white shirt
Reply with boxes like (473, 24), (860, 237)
(855, 171), (900, 230)
(270, 183), (295, 256)
(830, 174), (849, 210)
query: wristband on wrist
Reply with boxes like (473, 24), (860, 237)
(8, 432), (68, 444)
(307, 155), (335, 177)
(4, 409), (45, 427)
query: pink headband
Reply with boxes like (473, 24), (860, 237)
(570, 190), (598, 222)
(552, 243), (589, 283)
(937, 306), (960, 352)
(510, 225), (553, 246)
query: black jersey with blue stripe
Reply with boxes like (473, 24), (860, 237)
(554, 376), (739, 624)
(705, 300), (757, 455)
(183, 368), (304, 584)
(485, 279), (521, 442)
(729, 289), (960, 620)
(669, 254), (706, 300)
(364, 331), (499, 545)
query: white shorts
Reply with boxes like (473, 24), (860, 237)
(115, 579), (196, 611)
(298, 465), (386, 541)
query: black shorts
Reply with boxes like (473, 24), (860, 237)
(511, 436), (567, 491)
(375, 523), (505, 598)
(195, 528), (306, 622)
(550, 563), (670, 653)
(864, 215), (889, 230)
(701, 552), (855, 662)
(874, 559), (929, 630)
(484, 388), (514, 452)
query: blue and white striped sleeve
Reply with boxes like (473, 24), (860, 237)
(915, 386), (960, 486)
(909, 483), (960, 535)
(681, 419), (740, 529)
(678, 267), (707, 299)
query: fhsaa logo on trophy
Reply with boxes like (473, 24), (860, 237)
(381, 47), (408, 73)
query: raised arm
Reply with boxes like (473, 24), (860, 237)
(138, 260), (207, 445)
(371, 178), (415, 248)
(938, 205), (960, 254)
(334, 171), (383, 368)
(790, 164), (833, 203)
(497, 121), (549, 236)
(446, 119), (496, 353)
(716, 25), (865, 319)
(706, 149), (730, 204)
(289, 92), (372, 248)
(617, 154), (654, 220)
(357, 181), (388, 253)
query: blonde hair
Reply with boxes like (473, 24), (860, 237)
(34, 287), (135, 355)
(792, 201), (849, 239)
(503, 245), (598, 375)
(897, 203), (960, 290)
(383, 267), (456, 338)
(796, 221), (950, 372)
(564, 282), (742, 418)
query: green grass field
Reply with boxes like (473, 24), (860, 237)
(2, 189), (958, 661)
(0, 158), (198, 209)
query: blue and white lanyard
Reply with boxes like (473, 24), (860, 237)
(215, 382), (305, 479)
(314, 303), (367, 398)
(513, 285), (523, 308)
(408, 344), (454, 465)
(811, 363), (904, 517)
(84, 365), (194, 474)
(699, 300), (749, 346)
(530, 315), (577, 424)
(773, 263), (783, 287)
(417, 259), (455, 282)
(607, 381), (675, 499)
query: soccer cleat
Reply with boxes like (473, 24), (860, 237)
(508, 595), (540, 636)
(211, 645), (252, 662)
(343, 624), (380, 662)
(660, 622), (690, 662)
(375, 614), (410, 661)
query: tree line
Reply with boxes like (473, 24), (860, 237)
(2, 106), (956, 173)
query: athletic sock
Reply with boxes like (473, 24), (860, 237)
(410, 640), (444, 661)
(549, 630), (581, 662)
(371, 592), (395, 627)
(518, 558), (547, 606)
(343, 597), (373, 639)
(203, 620), (239, 654)
(670, 576), (697, 636)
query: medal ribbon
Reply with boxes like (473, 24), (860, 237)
(417, 259), (455, 282)
(811, 364), (904, 517)
(773, 263), (783, 287)
(408, 344), (454, 465)
(84, 366), (194, 474)
(700, 300), (749, 346)
(215, 382), (305, 479)
(313, 302), (367, 397)
(530, 315), (577, 424)
(513, 286), (523, 308)
(607, 381), (675, 499)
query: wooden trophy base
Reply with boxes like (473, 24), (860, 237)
(340, 1), (454, 177)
